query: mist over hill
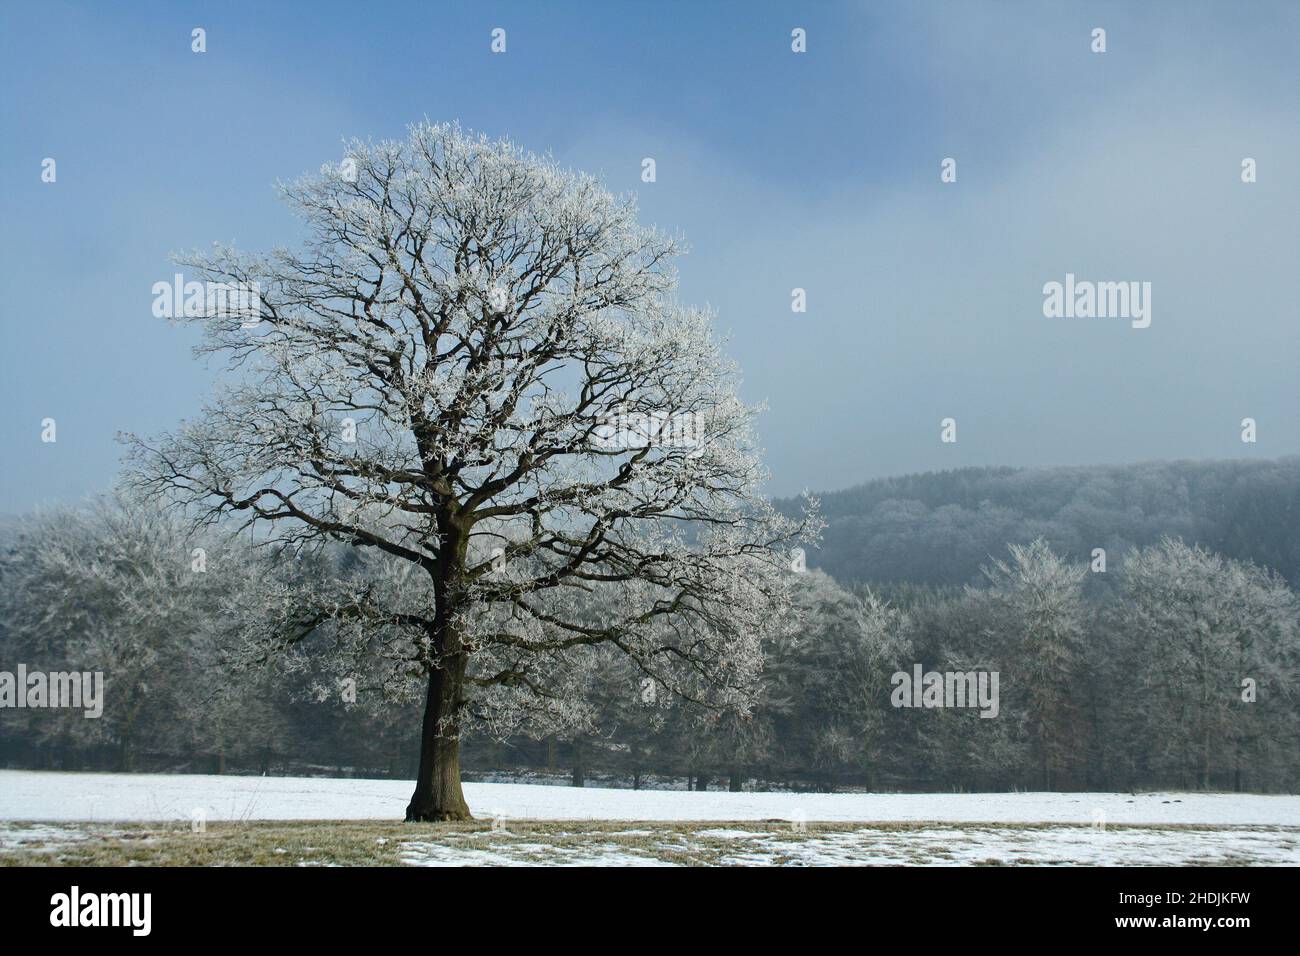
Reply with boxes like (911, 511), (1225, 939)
(778, 457), (1300, 588)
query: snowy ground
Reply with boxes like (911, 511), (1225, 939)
(0, 818), (1295, 866)
(1, 769), (1297, 826)
(2, 771), (1295, 865)
(397, 824), (1300, 866)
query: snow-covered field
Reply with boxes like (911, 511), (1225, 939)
(397, 825), (1300, 866)
(2, 769), (1297, 825)
(2, 771), (1296, 865)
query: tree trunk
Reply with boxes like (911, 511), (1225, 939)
(405, 650), (472, 822)
(1200, 726), (1211, 790)
(571, 738), (586, 787)
(729, 769), (743, 792)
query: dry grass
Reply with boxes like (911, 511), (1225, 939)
(2, 819), (1292, 867)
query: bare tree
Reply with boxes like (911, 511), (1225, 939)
(125, 122), (813, 820)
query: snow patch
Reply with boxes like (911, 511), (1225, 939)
(2, 770), (1297, 826)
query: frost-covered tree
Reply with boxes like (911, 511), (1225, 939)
(975, 539), (1088, 789)
(1118, 538), (1298, 789)
(834, 588), (913, 789)
(762, 571), (910, 790)
(0, 495), (238, 770)
(125, 122), (812, 820)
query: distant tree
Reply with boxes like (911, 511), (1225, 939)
(0, 495), (233, 770)
(765, 571), (910, 790)
(835, 589), (913, 789)
(1118, 538), (1299, 789)
(578, 643), (672, 789)
(975, 539), (1088, 789)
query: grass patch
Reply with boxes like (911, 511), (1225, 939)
(0, 820), (1293, 867)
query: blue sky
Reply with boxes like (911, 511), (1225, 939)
(2, 0), (1297, 510)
